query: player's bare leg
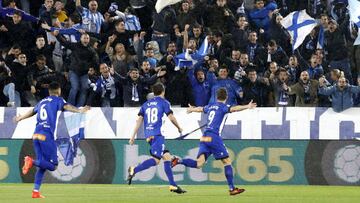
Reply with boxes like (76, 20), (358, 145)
(221, 158), (245, 196)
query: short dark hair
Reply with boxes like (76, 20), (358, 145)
(192, 22), (202, 29)
(320, 13), (328, 18)
(5, 0), (16, 6)
(152, 83), (165, 96)
(129, 67), (139, 72)
(114, 19), (125, 26)
(213, 30), (223, 38)
(142, 60), (150, 64)
(246, 68), (257, 74)
(11, 44), (21, 50)
(216, 88), (228, 101)
(49, 82), (61, 91)
(69, 14), (81, 24)
(13, 10), (22, 16)
(218, 64), (228, 71)
(168, 41), (176, 46)
(249, 30), (257, 35)
(278, 68), (288, 74)
(268, 39), (277, 47)
(36, 35), (45, 40)
(36, 54), (46, 61)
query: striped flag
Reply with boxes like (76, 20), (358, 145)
(317, 25), (325, 49)
(174, 37), (209, 70)
(281, 10), (317, 51)
(55, 111), (86, 166)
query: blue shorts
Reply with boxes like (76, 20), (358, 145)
(197, 135), (229, 160)
(33, 133), (58, 165)
(147, 135), (167, 159)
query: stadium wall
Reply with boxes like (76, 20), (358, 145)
(0, 107), (359, 185)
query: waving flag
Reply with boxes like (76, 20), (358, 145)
(56, 111), (86, 166)
(155, 0), (182, 13)
(281, 10), (317, 51)
(317, 25), (325, 49)
(174, 37), (209, 70)
(348, 0), (360, 45)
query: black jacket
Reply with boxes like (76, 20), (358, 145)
(10, 60), (31, 92)
(4, 20), (34, 50)
(57, 35), (98, 76)
(28, 44), (55, 69)
(241, 77), (271, 107)
(324, 23), (349, 61)
(0, 65), (12, 88)
(116, 73), (159, 107)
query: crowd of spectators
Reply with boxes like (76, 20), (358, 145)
(0, 0), (359, 112)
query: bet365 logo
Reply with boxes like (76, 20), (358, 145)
(124, 145), (295, 183)
(0, 147), (9, 180)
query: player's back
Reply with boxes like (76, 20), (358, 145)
(139, 96), (172, 138)
(34, 96), (66, 138)
(203, 102), (230, 137)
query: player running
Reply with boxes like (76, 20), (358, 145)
(127, 83), (186, 194)
(172, 88), (256, 195)
(13, 82), (90, 198)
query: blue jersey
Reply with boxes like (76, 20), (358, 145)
(138, 96), (172, 138)
(33, 96), (67, 139)
(203, 102), (230, 137)
(209, 79), (242, 105)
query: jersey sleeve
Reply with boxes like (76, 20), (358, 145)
(224, 104), (231, 113)
(59, 98), (68, 111)
(33, 102), (40, 114)
(138, 105), (145, 117)
(164, 100), (173, 115)
(203, 104), (210, 114)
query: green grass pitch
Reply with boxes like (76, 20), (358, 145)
(0, 184), (359, 203)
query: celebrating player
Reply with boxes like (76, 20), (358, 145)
(172, 88), (256, 195)
(127, 83), (186, 194)
(13, 82), (90, 198)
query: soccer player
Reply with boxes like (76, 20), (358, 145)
(127, 83), (186, 194)
(172, 88), (257, 195)
(13, 82), (90, 198)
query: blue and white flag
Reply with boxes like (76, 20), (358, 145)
(174, 37), (209, 70)
(56, 111), (86, 166)
(125, 15), (141, 31)
(348, 0), (360, 45)
(317, 25), (325, 49)
(114, 10), (141, 31)
(281, 10), (317, 51)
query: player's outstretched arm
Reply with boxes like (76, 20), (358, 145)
(229, 100), (257, 113)
(167, 113), (183, 133)
(129, 116), (144, 145)
(186, 104), (204, 114)
(64, 104), (90, 113)
(13, 108), (36, 123)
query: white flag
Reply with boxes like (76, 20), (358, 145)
(348, 0), (360, 45)
(155, 0), (181, 13)
(281, 10), (317, 51)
